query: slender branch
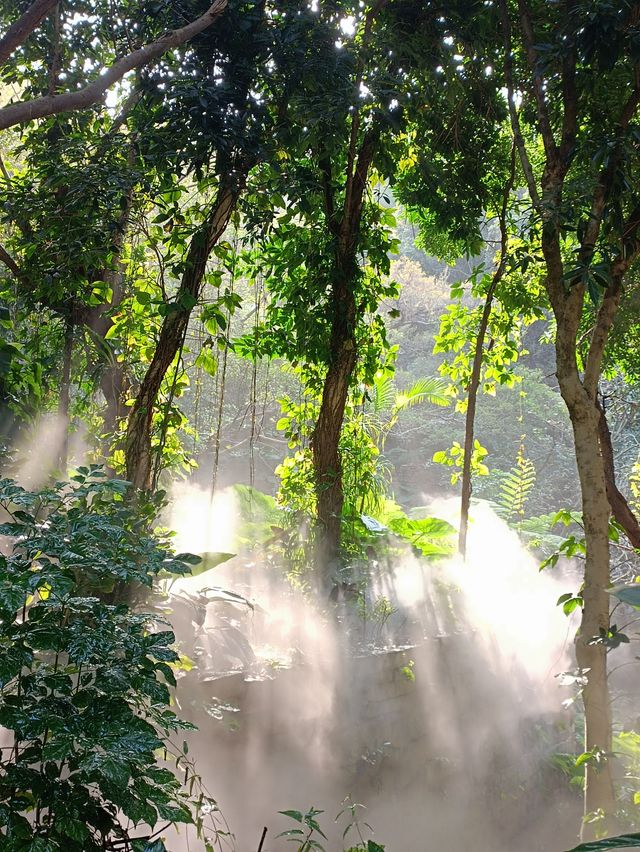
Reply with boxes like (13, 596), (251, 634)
(499, 0), (540, 208)
(342, 0), (387, 226)
(516, 0), (557, 160)
(96, 88), (143, 154)
(578, 78), (640, 268)
(0, 0), (58, 66)
(583, 203), (640, 395)
(559, 0), (578, 163)
(597, 397), (640, 550)
(47, 2), (61, 96)
(257, 826), (268, 852)
(0, 0), (227, 131)
(340, 124), (379, 253)
(0, 153), (10, 183)
(318, 145), (338, 236)
(0, 243), (22, 279)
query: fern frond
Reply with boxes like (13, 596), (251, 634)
(497, 453), (536, 521)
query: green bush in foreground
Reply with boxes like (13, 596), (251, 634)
(0, 468), (205, 851)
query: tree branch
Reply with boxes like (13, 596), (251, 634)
(0, 243), (22, 279)
(499, 0), (540, 208)
(559, 0), (578, 164)
(340, 124), (379, 256)
(517, 0), (557, 161)
(578, 77), (640, 268)
(0, 0), (58, 66)
(597, 397), (640, 550)
(318, 145), (339, 236)
(0, 0), (227, 131)
(458, 141), (516, 558)
(342, 0), (386, 226)
(583, 280), (623, 397)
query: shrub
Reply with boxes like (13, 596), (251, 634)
(0, 467), (201, 851)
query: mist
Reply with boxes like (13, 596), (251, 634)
(165, 489), (581, 852)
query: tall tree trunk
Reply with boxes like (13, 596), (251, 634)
(125, 182), (238, 490)
(77, 164), (135, 457)
(310, 124), (378, 578)
(458, 290), (494, 559)
(554, 289), (619, 830)
(311, 266), (357, 577)
(562, 387), (616, 819)
(458, 145), (514, 556)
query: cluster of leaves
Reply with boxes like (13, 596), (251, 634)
(432, 438), (489, 485)
(0, 468), (212, 851)
(278, 798), (384, 852)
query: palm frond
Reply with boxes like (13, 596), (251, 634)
(393, 377), (450, 412)
(372, 374), (397, 413)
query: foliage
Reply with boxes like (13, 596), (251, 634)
(0, 469), (213, 851)
(278, 807), (328, 852)
(565, 836), (640, 851)
(495, 446), (537, 523)
(278, 798), (385, 852)
(388, 516), (456, 559)
(432, 438), (489, 485)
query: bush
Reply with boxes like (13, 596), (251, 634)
(0, 467), (201, 851)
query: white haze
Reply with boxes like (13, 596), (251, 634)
(164, 489), (581, 852)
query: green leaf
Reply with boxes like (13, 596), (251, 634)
(388, 516), (456, 558)
(186, 552), (235, 576)
(173, 552), (203, 566)
(609, 584), (640, 608)
(279, 810), (304, 822)
(565, 834), (640, 851)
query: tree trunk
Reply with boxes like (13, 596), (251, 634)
(309, 124), (378, 578)
(458, 286), (496, 558)
(556, 356), (616, 826)
(58, 314), (74, 470)
(125, 183), (237, 490)
(311, 265), (357, 580)
(459, 144), (514, 557)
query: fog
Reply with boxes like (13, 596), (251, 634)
(164, 489), (581, 852)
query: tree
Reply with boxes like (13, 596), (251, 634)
(123, 0), (325, 489)
(240, 0), (506, 579)
(498, 0), (640, 830)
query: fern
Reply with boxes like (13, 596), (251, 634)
(497, 450), (536, 522)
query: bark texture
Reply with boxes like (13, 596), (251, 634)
(312, 264), (358, 570)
